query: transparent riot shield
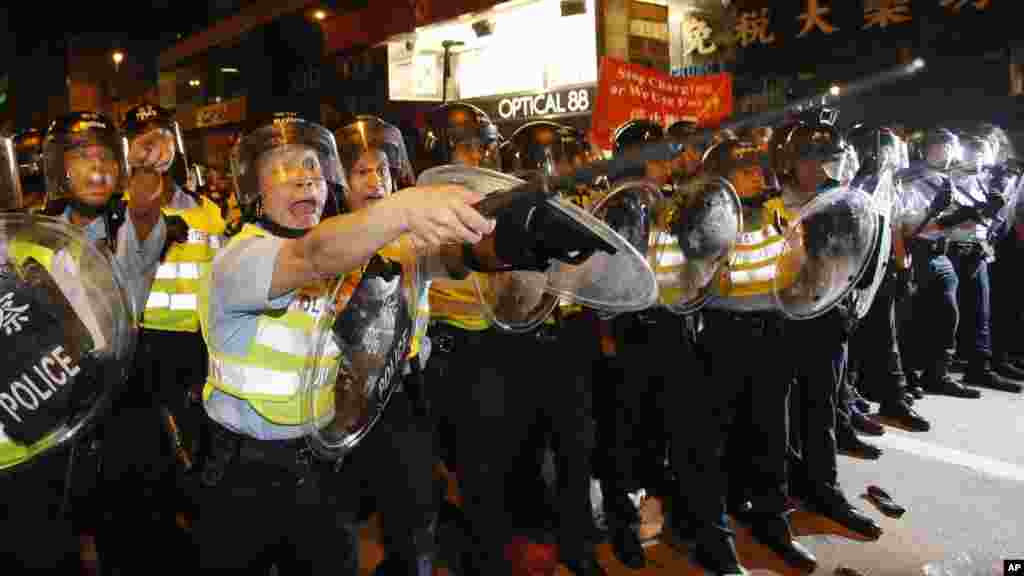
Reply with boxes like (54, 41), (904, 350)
(0, 137), (23, 211)
(0, 213), (135, 471)
(303, 235), (423, 461)
(651, 176), (743, 315)
(849, 170), (896, 319)
(417, 165), (658, 330)
(772, 185), (880, 320)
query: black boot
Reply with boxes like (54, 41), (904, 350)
(836, 426), (883, 460)
(995, 359), (1024, 381)
(923, 356), (982, 398)
(878, 400), (931, 432)
(966, 357), (1023, 393)
(748, 513), (817, 573)
(803, 486), (883, 541)
(693, 527), (748, 576)
(560, 544), (609, 576)
(603, 490), (645, 569)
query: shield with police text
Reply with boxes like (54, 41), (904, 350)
(0, 213), (134, 471)
(303, 236), (422, 461)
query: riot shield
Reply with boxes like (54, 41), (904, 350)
(0, 213), (134, 471)
(772, 185), (879, 320)
(417, 165), (658, 328)
(302, 235), (423, 461)
(651, 176), (743, 315)
(0, 137), (23, 210)
(848, 170), (896, 319)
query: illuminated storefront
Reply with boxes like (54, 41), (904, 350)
(385, 0), (599, 132)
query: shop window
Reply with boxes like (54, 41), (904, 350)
(388, 0), (598, 102)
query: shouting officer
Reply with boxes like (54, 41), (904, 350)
(193, 111), (493, 573)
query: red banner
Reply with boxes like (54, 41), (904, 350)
(591, 57), (733, 150)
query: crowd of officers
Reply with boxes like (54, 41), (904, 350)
(0, 96), (1020, 576)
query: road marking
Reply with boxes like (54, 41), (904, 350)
(871, 431), (1024, 484)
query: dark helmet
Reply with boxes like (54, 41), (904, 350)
(43, 111), (128, 205)
(121, 104), (190, 190)
(612, 119), (663, 157)
(231, 111), (346, 221)
(771, 121), (850, 183)
(423, 102), (501, 169)
(334, 115), (415, 193)
(846, 124), (904, 177)
(507, 121), (581, 176)
(667, 119), (699, 141)
(702, 138), (778, 197)
(13, 129), (45, 196)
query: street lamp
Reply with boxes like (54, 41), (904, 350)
(829, 84), (841, 96)
(313, 9), (327, 21)
(112, 50), (124, 72)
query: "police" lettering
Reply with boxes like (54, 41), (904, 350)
(0, 346), (80, 424)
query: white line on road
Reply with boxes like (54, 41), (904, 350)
(871, 431), (1024, 484)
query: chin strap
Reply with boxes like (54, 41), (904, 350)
(256, 216), (310, 239)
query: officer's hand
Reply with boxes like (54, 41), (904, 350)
(128, 130), (175, 174)
(393, 184), (496, 247)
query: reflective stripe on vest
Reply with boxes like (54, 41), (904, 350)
(429, 274), (491, 331)
(199, 223), (336, 426)
(144, 197), (226, 333)
(714, 199), (799, 300)
(410, 281), (432, 358)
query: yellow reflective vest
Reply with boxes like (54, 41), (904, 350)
(198, 224), (336, 426)
(144, 196), (226, 332)
(198, 225), (428, 427)
(710, 198), (800, 310)
(429, 275), (491, 331)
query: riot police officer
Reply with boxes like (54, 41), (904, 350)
(770, 120), (884, 543)
(0, 111), (167, 571)
(948, 132), (1022, 393)
(595, 118), (681, 571)
(679, 136), (817, 574)
(332, 115), (439, 576)
(96, 104), (226, 574)
(502, 119), (607, 576)
(846, 124), (931, 430)
(898, 128), (991, 398)
(192, 110), (494, 574)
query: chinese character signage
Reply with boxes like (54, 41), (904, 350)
(730, 0), (998, 52)
(591, 57), (733, 150)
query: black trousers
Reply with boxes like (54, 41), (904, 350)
(342, 381), (437, 561)
(684, 311), (790, 535)
(991, 233), (1024, 360)
(0, 446), (83, 571)
(96, 329), (206, 574)
(595, 309), (696, 520)
(193, 420), (359, 575)
(787, 311), (849, 496)
(427, 321), (595, 574)
(850, 271), (908, 405)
